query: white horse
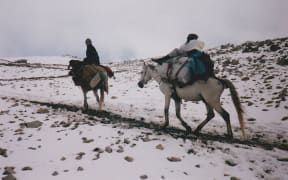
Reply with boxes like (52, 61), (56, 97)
(137, 63), (245, 138)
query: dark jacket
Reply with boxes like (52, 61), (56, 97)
(84, 44), (100, 65)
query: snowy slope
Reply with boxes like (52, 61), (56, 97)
(0, 37), (287, 180)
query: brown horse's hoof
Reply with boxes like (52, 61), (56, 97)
(194, 130), (200, 136)
(224, 134), (233, 139)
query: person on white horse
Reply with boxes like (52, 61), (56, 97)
(152, 33), (205, 64)
(152, 33), (214, 88)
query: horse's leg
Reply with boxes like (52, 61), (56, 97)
(163, 95), (171, 128)
(174, 99), (192, 134)
(213, 104), (233, 138)
(99, 88), (104, 111)
(94, 89), (100, 103)
(82, 89), (88, 111)
(194, 101), (215, 135)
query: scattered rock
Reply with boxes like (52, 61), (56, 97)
(82, 137), (94, 143)
(140, 174), (148, 179)
(36, 108), (49, 114)
(167, 156), (181, 162)
(277, 157), (288, 162)
(123, 138), (131, 144)
(76, 152), (85, 160)
(156, 144), (164, 150)
(277, 58), (288, 66)
(77, 166), (84, 171)
(230, 177), (240, 180)
(0, 148), (8, 157)
(225, 159), (237, 167)
(195, 164), (200, 168)
(270, 44), (280, 51)
(124, 156), (134, 162)
(111, 96), (117, 99)
(241, 77), (250, 81)
(14, 59), (28, 64)
(52, 171), (58, 176)
(187, 148), (197, 154)
(247, 118), (256, 122)
(231, 60), (239, 65)
(22, 166), (33, 171)
(93, 147), (104, 153)
(92, 153), (100, 160)
(281, 116), (288, 121)
(116, 146), (124, 153)
(105, 146), (113, 153)
(20, 120), (43, 128)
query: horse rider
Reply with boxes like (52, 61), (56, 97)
(152, 33), (205, 64)
(83, 38), (100, 65)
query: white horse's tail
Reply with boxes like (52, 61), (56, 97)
(221, 79), (245, 138)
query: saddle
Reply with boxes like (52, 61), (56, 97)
(163, 51), (214, 87)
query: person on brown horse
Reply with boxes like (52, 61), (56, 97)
(83, 38), (100, 65)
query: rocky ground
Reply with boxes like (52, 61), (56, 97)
(0, 37), (287, 179)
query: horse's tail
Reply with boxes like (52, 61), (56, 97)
(221, 79), (245, 138)
(99, 71), (109, 94)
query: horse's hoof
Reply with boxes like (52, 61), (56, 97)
(185, 126), (192, 134)
(224, 134), (233, 139)
(162, 123), (169, 129)
(194, 130), (200, 136)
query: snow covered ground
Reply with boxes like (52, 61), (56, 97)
(0, 38), (287, 179)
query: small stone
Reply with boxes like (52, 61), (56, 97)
(124, 156), (134, 162)
(0, 148), (8, 157)
(156, 144), (164, 150)
(37, 108), (49, 114)
(52, 171), (59, 176)
(93, 147), (104, 153)
(22, 166), (33, 171)
(140, 174), (148, 179)
(105, 146), (113, 153)
(93, 153), (100, 160)
(281, 116), (288, 121)
(167, 156), (181, 162)
(82, 137), (94, 143)
(247, 118), (256, 122)
(195, 164), (200, 168)
(77, 166), (84, 171)
(230, 176), (240, 180)
(116, 146), (124, 153)
(241, 77), (250, 81)
(21, 120), (43, 128)
(187, 148), (197, 154)
(225, 159), (237, 167)
(76, 152), (85, 160)
(277, 157), (288, 162)
(123, 138), (130, 144)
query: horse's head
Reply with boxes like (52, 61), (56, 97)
(68, 60), (83, 75)
(137, 62), (154, 88)
(67, 60), (84, 86)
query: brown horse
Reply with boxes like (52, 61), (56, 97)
(68, 60), (109, 111)
(138, 63), (245, 138)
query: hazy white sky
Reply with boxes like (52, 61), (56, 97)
(0, 0), (287, 62)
